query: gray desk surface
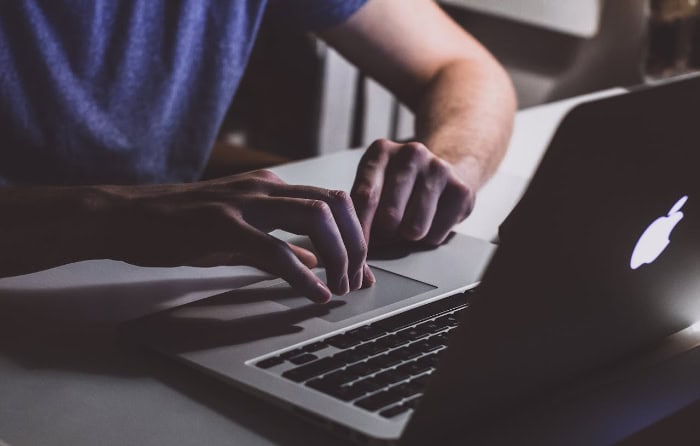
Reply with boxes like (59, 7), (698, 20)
(0, 90), (630, 446)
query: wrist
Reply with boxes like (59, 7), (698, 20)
(72, 185), (132, 262)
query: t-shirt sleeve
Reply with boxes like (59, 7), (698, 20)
(266, 0), (369, 31)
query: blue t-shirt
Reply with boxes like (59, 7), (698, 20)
(0, 0), (366, 185)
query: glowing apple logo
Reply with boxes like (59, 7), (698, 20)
(630, 195), (688, 270)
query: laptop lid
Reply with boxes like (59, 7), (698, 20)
(402, 74), (700, 444)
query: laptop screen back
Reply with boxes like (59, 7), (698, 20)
(403, 75), (700, 444)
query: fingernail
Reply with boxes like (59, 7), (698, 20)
(339, 274), (349, 295)
(352, 270), (363, 290)
(316, 282), (332, 303)
(363, 264), (376, 285)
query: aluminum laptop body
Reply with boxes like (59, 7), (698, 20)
(404, 74), (700, 444)
(123, 74), (700, 445)
(122, 232), (496, 442)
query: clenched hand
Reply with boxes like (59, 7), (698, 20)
(351, 139), (475, 247)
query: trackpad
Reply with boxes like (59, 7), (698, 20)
(270, 267), (436, 323)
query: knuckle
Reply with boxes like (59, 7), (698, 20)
(428, 158), (451, 177)
(307, 199), (333, 220)
(366, 139), (389, 159)
(447, 181), (475, 219)
(349, 240), (368, 260)
(352, 185), (379, 208)
(448, 179), (472, 199)
(378, 206), (402, 227)
(253, 169), (282, 183)
(235, 177), (262, 191)
(202, 203), (236, 222)
(329, 189), (352, 207)
(399, 142), (428, 160)
(371, 138), (393, 152)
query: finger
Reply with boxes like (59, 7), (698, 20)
(362, 263), (376, 289)
(423, 180), (475, 246)
(288, 243), (318, 269)
(248, 197), (351, 296)
(399, 159), (450, 241)
(351, 140), (399, 244)
(235, 224), (332, 303)
(373, 143), (429, 237)
(273, 186), (366, 291)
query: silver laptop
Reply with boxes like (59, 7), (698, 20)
(123, 74), (700, 445)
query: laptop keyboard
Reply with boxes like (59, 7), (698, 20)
(255, 290), (472, 418)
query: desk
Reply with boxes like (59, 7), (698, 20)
(3, 88), (675, 446)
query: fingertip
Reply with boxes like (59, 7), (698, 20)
(351, 269), (363, 291)
(399, 223), (427, 242)
(362, 264), (376, 288)
(342, 274), (350, 295)
(313, 281), (333, 303)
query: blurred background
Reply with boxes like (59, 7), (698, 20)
(205, 0), (700, 177)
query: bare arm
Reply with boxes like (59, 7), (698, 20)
(0, 172), (373, 301)
(319, 0), (516, 244)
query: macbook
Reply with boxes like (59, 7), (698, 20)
(123, 74), (700, 444)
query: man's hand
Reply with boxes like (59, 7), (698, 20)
(0, 170), (373, 303)
(351, 139), (475, 248)
(110, 170), (373, 303)
(321, 0), (517, 248)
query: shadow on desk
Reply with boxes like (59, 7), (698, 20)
(0, 269), (349, 446)
(0, 273), (266, 376)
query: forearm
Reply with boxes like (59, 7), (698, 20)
(414, 58), (516, 190)
(0, 186), (116, 277)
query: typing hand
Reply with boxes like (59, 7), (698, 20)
(351, 139), (475, 248)
(111, 170), (373, 303)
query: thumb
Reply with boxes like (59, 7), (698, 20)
(288, 243), (318, 269)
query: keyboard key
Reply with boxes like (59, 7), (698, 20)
(432, 315), (452, 329)
(354, 341), (389, 357)
(388, 347), (422, 362)
(327, 334), (362, 349)
(330, 384), (370, 402)
(283, 357), (344, 382)
(280, 348), (305, 360)
(375, 368), (412, 385)
(306, 377), (334, 391)
(397, 360), (432, 377)
(395, 326), (431, 342)
(308, 379), (366, 401)
(411, 373), (432, 387)
(318, 369), (350, 384)
(355, 389), (404, 411)
(409, 340), (432, 354)
(380, 404), (412, 418)
(346, 326), (386, 342)
(371, 292), (468, 332)
(452, 308), (467, 320)
(417, 353), (440, 368)
(424, 336), (446, 351)
(403, 395), (423, 408)
(414, 321), (442, 334)
(303, 342), (327, 353)
(346, 361), (381, 377)
(332, 349), (365, 365)
(391, 381), (423, 398)
(288, 353), (319, 365)
(353, 377), (385, 394)
(256, 357), (284, 369)
(374, 335), (405, 349)
(367, 354), (402, 370)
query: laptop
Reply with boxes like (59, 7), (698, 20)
(122, 73), (700, 444)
